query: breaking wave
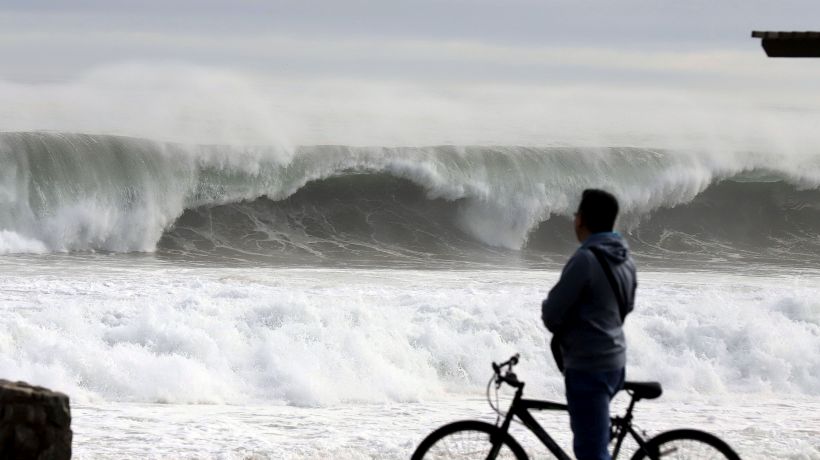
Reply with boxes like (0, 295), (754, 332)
(1, 267), (818, 405)
(1, 131), (819, 265)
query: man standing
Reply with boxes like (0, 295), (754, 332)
(542, 189), (637, 460)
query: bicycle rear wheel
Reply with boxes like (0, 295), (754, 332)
(411, 420), (529, 460)
(630, 429), (741, 460)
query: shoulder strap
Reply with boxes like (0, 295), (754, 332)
(588, 247), (629, 322)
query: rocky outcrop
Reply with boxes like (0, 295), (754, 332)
(0, 380), (71, 459)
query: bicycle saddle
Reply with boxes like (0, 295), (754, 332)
(623, 381), (663, 400)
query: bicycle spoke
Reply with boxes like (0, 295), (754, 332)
(424, 429), (519, 459)
(656, 439), (732, 459)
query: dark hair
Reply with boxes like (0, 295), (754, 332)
(577, 189), (619, 233)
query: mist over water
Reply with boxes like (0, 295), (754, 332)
(3, 62), (820, 147)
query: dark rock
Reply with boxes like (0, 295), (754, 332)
(0, 380), (71, 459)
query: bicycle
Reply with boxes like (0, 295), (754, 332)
(411, 354), (741, 459)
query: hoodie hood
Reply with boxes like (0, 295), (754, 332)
(581, 232), (630, 264)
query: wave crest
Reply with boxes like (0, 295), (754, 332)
(1, 132), (819, 263)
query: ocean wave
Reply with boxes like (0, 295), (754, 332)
(1, 268), (817, 405)
(1, 131), (819, 262)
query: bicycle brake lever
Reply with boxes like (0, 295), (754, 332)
(502, 371), (523, 388)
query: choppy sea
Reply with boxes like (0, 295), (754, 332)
(1, 132), (818, 458)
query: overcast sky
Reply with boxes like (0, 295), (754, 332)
(3, 0), (820, 82)
(1, 1), (819, 146)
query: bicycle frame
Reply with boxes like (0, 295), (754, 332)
(495, 383), (656, 460)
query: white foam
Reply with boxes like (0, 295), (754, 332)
(0, 263), (817, 406)
(69, 396), (820, 459)
(0, 230), (47, 254)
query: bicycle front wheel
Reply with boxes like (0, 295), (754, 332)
(630, 429), (741, 460)
(411, 420), (529, 460)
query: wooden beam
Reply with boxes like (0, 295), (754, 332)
(751, 31), (820, 58)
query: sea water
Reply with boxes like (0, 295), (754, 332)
(1, 260), (818, 459)
(1, 133), (819, 458)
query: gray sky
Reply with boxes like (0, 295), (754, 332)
(1, 1), (819, 147)
(3, 0), (820, 82)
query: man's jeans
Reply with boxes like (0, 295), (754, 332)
(565, 367), (626, 460)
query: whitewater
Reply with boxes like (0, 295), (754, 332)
(2, 132), (819, 261)
(2, 260), (819, 458)
(1, 129), (819, 458)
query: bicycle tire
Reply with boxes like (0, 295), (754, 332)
(630, 428), (741, 460)
(411, 420), (529, 460)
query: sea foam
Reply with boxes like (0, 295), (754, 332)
(0, 265), (817, 406)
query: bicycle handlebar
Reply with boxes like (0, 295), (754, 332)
(497, 354), (519, 368)
(492, 353), (524, 388)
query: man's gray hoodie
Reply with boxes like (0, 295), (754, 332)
(542, 232), (637, 371)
